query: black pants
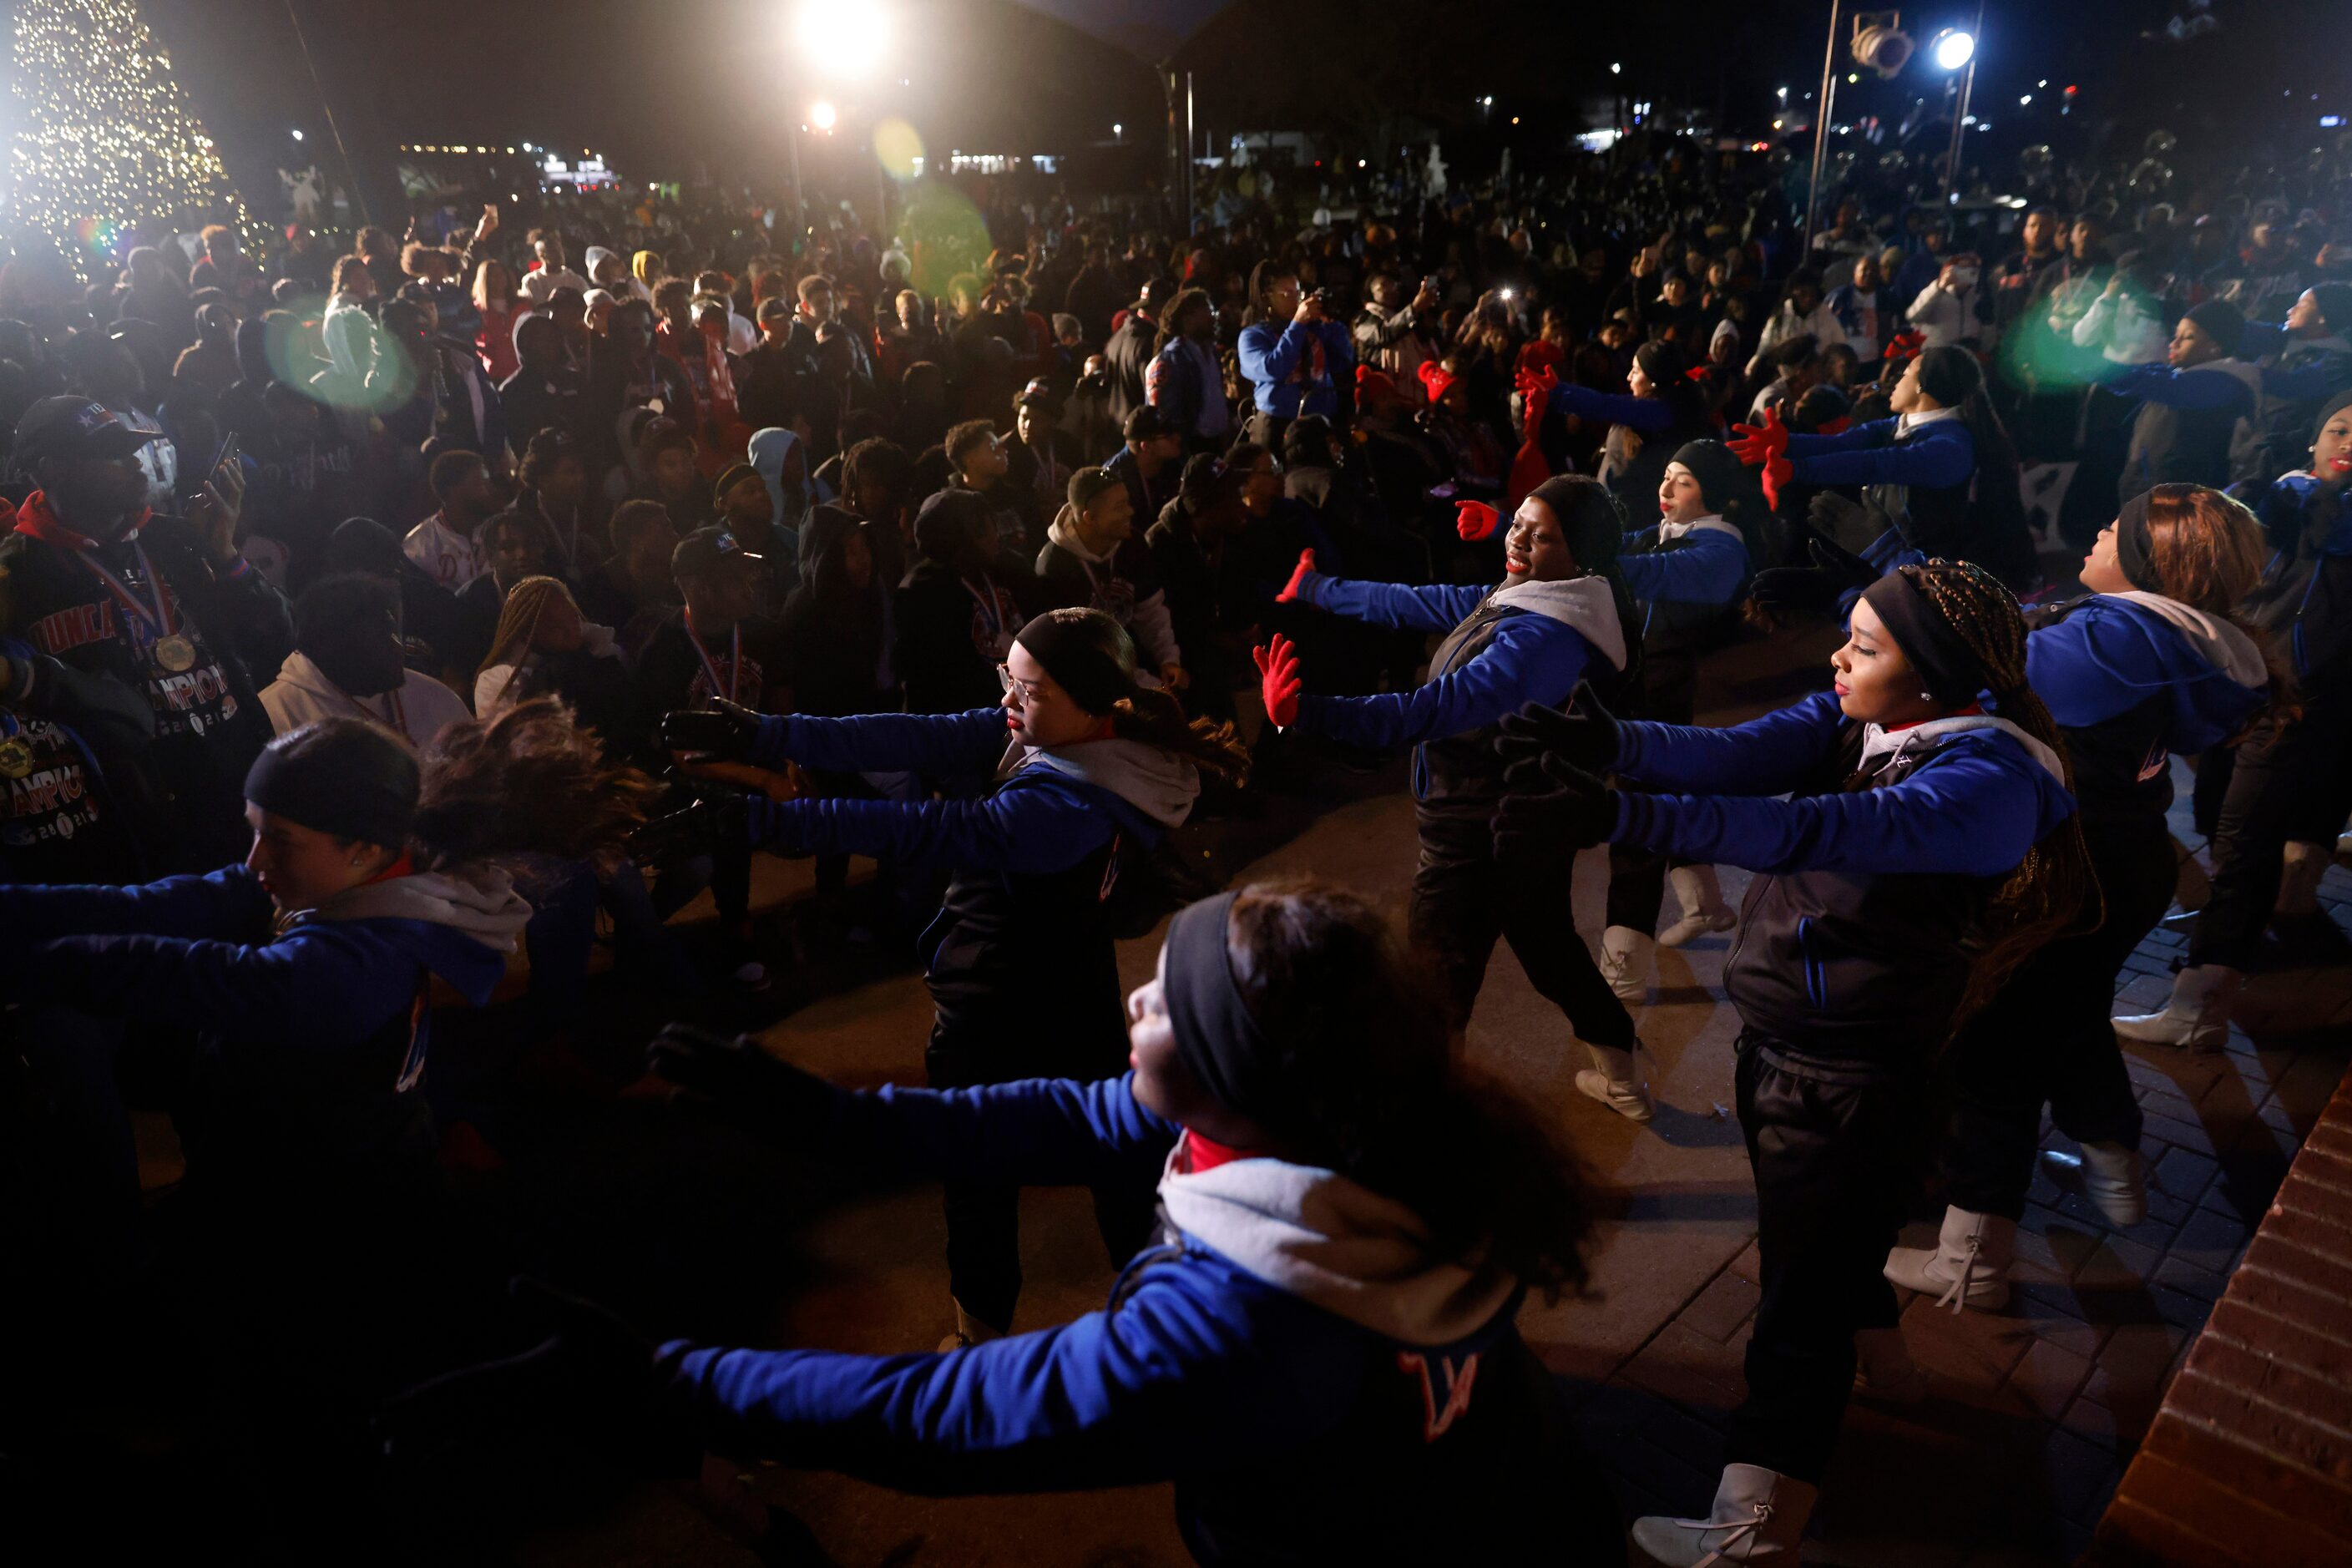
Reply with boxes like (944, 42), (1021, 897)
(1727, 1038), (1928, 1485)
(1941, 817), (2171, 1217)
(1410, 827), (1637, 1050)
(924, 1004), (1156, 1333)
(2190, 694), (2352, 969)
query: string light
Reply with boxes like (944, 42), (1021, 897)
(10, 0), (261, 281)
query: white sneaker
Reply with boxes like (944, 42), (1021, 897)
(2042, 1141), (2147, 1227)
(1600, 924), (1656, 1004)
(1574, 1041), (1654, 1123)
(1659, 864), (1737, 948)
(2112, 964), (2241, 1051)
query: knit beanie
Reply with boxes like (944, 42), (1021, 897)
(1914, 344), (1984, 408)
(1669, 440), (1749, 513)
(1634, 339), (1690, 387)
(2314, 387), (2352, 443)
(2184, 300), (2247, 357)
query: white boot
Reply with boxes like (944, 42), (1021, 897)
(2112, 964), (2242, 1051)
(1575, 1040), (1655, 1124)
(2277, 840), (2331, 917)
(937, 1301), (1004, 1353)
(1601, 924), (1657, 1004)
(1631, 1463), (1818, 1565)
(2172, 836), (2211, 913)
(1660, 864), (1737, 948)
(1851, 1325), (1927, 1405)
(2041, 1140), (2147, 1227)
(1884, 1206), (2014, 1313)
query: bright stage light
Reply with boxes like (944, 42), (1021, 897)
(811, 99), (837, 132)
(1932, 30), (1975, 72)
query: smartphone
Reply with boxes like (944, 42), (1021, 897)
(213, 432), (242, 485)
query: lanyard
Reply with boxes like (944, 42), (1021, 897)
(963, 572), (1005, 641)
(684, 612), (740, 704)
(75, 540), (175, 644)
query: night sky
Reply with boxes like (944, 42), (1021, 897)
(63, 0), (2352, 209)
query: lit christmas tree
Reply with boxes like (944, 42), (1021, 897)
(8, 0), (259, 279)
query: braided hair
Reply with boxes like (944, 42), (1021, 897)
(1897, 559), (2096, 1029)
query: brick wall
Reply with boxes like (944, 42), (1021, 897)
(2086, 1064), (2352, 1566)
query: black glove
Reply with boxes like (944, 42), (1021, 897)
(657, 698), (763, 762)
(1493, 683), (1620, 779)
(1492, 754), (1619, 860)
(629, 790), (751, 862)
(647, 1024), (837, 1140)
(1805, 490), (1896, 555)
(376, 1277), (699, 1478)
(1750, 539), (1883, 622)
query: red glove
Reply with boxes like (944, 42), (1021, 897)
(1253, 635), (1302, 729)
(1761, 454), (1793, 513)
(1455, 500), (1501, 541)
(1727, 403), (1788, 468)
(1513, 362), (1559, 402)
(1274, 548), (1317, 604)
(1884, 329), (1927, 363)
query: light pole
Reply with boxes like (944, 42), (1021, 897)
(1801, 3), (1842, 256)
(1934, 13), (1983, 207)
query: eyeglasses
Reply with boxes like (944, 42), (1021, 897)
(995, 664), (1048, 701)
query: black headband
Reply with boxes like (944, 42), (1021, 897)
(2112, 489), (2163, 594)
(244, 730), (417, 848)
(1859, 569), (1991, 709)
(1162, 892), (1302, 1136)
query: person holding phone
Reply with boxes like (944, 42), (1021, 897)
(1237, 263), (1354, 451)
(0, 397), (290, 873)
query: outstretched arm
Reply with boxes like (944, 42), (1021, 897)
(1550, 382), (1676, 433)
(1289, 572), (1488, 632)
(744, 776), (1118, 873)
(1612, 744), (2058, 877)
(1292, 617), (1588, 749)
(750, 708), (1007, 774)
(1610, 691), (1846, 796)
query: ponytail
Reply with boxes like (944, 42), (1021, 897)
(1110, 683), (1253, 780)
(412, 697), (662, 873)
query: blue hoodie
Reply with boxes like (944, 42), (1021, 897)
(2026, 592), (2269, 822)
(1285, 573), (1628, 812)
(1607, 692), (2077, 1055)
(1783, 414), (1976, 489)
(654, 1073), (1576, 1564)
(0, 863), (525, 1176)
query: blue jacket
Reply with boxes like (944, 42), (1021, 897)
(1550, 382), (1675, 434)
(655, 1073), (1576, 1563)
(1610, 692), (2076, 1055)
(0, 865), (516, 1180)
(1237, 318), (1353, 423)
(2026, 594), (2269, 821)
(1617, 524), (1752, 612)
(1285, 573), (1622, 813)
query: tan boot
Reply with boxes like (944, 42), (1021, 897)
(1575, 1041), (1655, 1124)
(1884, 1206), (2014, 1313)
(1631, 1463), (1818, 1565)
(2041, 1140), (2147, 1227)
(1660, 864), (1737, 947)
(2112, 964), (2241, 1051)
(1601, 924), (1656, 1004)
